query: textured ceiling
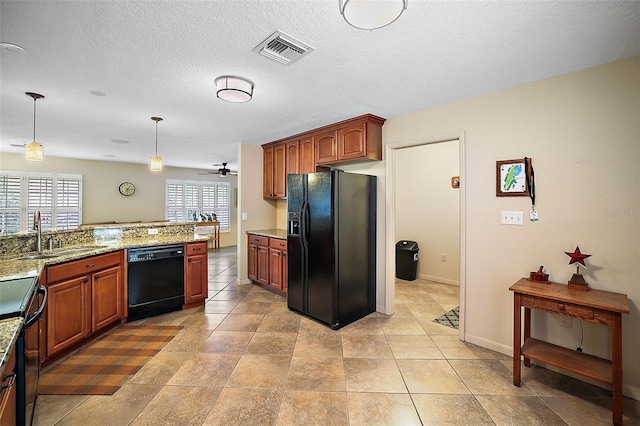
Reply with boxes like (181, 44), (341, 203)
(1, 1), (639, 172)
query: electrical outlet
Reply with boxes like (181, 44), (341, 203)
(147, 228), (158, 235)
(560, 316), (572, 328)
(441, 253), (447, 262)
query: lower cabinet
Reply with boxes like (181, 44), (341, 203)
(184, 241), (208, 306)
(0, 344), (16, 425)
(44, 251), (124, 361)
(248, 234), (287, 295)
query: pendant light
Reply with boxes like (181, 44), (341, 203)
(339, 0), (408, 30)
(150, 116), (163, 172)
(25, 92), (45, 161)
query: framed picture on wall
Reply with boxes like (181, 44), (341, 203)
(496, 159), (530, 197)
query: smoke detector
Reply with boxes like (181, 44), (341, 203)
(253, 31), (313, 65)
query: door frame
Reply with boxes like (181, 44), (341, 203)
(384, 131), (466, 340)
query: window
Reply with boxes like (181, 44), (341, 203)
(0, 171), (82, 234)
(165, 180), (231, 230)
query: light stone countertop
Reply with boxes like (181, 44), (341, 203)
(0, 234), (209, 282)
(0, 317), (23, 378)
(246, 229), (287, 240)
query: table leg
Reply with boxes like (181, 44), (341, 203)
(513, 293), (521, 386)
(524, 307), (531, 367)
(612, 313), (623, 426)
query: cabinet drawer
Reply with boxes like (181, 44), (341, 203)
(521, 295), (594, 320)
(186, 242), (207, 255)
(47, 251), (121, 283)
(269, 238), (287, 250)
(248, 235), (269, 246)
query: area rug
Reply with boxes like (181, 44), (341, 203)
(38, 324), (182, 395)
(432, 306), (459, 330)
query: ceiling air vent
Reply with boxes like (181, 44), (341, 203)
(253, 31), (313, 65)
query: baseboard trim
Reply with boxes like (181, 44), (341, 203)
(419, 274), (460, 286)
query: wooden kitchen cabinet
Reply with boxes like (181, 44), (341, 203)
(0, 343), (16, 426)
(268, 238), (287, 293)
(184, 241), (208, 307)
(248, 233), (287, 295)
(298, 136), (315, 174)
(47, 275), (92, 356)
(263, 144), (286, 199)
(315, 130), (338, 164)
(44, 251), (124, 361)
(261, 115), (385, 193)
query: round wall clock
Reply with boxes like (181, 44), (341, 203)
(118, 182), (135, 196)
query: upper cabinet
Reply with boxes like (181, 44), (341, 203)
(262, 114), (385, 199)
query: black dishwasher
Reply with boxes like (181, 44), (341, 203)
(127, 245), (184, 321)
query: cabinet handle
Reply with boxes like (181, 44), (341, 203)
(188, 258), (192, 263)
(558, 303), (565, 311)
(1, 373), (16, 390)
(83, 277), (89, 283)
(194, 248), (201, 251)
(95, 274), (99, 280)
(86, 262), (96, 268)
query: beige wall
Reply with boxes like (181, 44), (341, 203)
(384, 57), (640, 398)
(395, 140), (460, 285)
(0, 153), (238, 247)
(236, 143), (277, 284)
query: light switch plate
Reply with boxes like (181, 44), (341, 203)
(501, 211), (524, 225)
(148, 228), (158, 235)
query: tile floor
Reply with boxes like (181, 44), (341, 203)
(34, 246), (640, 425)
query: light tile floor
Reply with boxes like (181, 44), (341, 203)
(34, 246), (640, 425)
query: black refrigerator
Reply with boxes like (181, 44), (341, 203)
(287, 170), (376, 329)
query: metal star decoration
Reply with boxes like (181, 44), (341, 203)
(565, 246), (591, 272)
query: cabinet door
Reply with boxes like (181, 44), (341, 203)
(47, 276), (91, 357)
(315, 130), (338, 164)
(256, 245), (269, 285)
(248, 242), (258, 281)
(263, 146), (274, 198)
(273, 144), (287, 198)
(0, 345), (16, 425)
(185, 253), (208, 303)
(281, 249), (288, 293)
(268, 248), (283, 292)
(338, 122), (366, 161)
(91, 266), (123, 332)
(299, 136), (315, 173)
(286, 140), (299, 175)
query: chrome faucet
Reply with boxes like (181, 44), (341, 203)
(34, 210), (42, 253)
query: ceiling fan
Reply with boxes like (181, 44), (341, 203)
(199, 162), (237, 177)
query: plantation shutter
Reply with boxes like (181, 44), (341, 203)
(0, 174), (22, 234)
(165, 180), (232, 230)
(56, 176), (82, 229)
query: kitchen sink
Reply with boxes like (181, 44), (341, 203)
(10, 245), (109, 261)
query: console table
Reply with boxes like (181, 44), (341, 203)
(194, 221), (220, 249)
(510, 278), (629, 425)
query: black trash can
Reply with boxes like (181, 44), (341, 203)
(396, 240), (419, 281)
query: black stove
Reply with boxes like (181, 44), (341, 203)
(0, 276), (39, 319)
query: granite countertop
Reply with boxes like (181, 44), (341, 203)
(246, 229), (287, 240)
(0, 317), (23, 378)
(0, 234), (208, 282)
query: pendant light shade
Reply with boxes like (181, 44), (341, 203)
(25, 92), (45, 161)
(339, 0), (407, 30)
(215, 76), (253, 103)
(150, 116), (163, 172)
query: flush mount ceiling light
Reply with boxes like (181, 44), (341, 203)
(150, 117), (163, 172)
(339, 0), (407, 30)
(25, 92), (45, 161)
(215, 76), (254, 103)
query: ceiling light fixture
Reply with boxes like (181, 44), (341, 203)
(339, 0), (407, 30)
(215, 76), (254, 103)
(150, 117), (163, 172)
(25, 92), (45, 161)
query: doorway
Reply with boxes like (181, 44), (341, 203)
(385, 133), (466, 339)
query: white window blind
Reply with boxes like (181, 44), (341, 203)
(165, 180), (231, 230)
(0, 171), (82, 234)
